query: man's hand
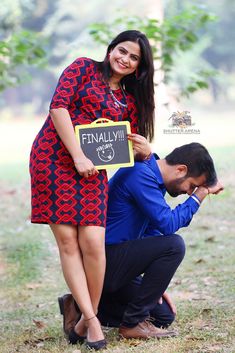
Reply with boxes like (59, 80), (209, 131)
(158, 292), (177, 315)
(207, 181), (224, 195)
(195, 180), (224, 202)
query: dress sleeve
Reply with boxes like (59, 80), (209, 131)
(49, 57), (92, 110)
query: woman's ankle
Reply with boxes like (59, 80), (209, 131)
(86, 317), (104, 342)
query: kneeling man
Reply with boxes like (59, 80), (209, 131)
(59, 142), (223, 342)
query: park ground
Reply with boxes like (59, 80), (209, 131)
(0, 103), (235, 352)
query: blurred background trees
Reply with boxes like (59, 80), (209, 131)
(0, 0), (234, 118)
(165, 0), (235, 103)
(88, 7), (216, 99)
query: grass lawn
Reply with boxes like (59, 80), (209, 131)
(0, 116), (235, 352)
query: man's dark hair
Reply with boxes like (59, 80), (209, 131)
(165, 142), (217, 186)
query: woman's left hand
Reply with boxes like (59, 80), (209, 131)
(127, 133), (152, 160)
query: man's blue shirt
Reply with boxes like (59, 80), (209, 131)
(105, 154), (199, 244)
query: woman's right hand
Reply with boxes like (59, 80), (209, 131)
(74, 156), (99, 178)
(127, 133), (152, 160)
(49, 108), (99, 178)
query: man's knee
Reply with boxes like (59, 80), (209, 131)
(172, 234), (186, 261)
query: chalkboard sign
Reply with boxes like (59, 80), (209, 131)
(75, 118), (134, 169)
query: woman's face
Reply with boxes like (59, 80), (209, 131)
(109, 41), (141, 79)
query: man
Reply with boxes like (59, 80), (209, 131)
(58, 142), (223, 342)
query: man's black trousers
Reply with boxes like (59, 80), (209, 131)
(98, 234), (185, 328)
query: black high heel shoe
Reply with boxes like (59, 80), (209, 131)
(85, 315), (107, 351)
(68, 328), (86, 345)
(86, 338), (107, 350)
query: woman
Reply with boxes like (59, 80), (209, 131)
(30, 30), (155, 350)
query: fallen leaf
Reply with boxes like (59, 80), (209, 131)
(205, 344), (222, 352)
(192, 295), (210, 301)
(72, 350), (81, 353)
(202, 277), (217, 286)
(201, 308), (213, 316)
(24, 336), (52, 347)
(188, 243), (198, 248)
(194, 258), (206, 264)
(26, 283), (43, 289)
(36, 342), (44, 347)
(199, 225), (211, 230)
(205, 236), (215, 242)
(33, 319), (46, 329)
(188, 283), (198, 290)
(36, 303), (47, 308)
(172, 290), (195, 300)
(129, 340), (142, 346)
(190, 318), (210, 329)
(185, 335), (204, 341)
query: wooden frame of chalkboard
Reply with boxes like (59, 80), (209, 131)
(75, 118), (134, 170)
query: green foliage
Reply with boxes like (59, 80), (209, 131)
(0, 30), (47, 92)
(161, 7), (216, 73)
(89, 6), (217, 98)
(180, 69), (217, 98)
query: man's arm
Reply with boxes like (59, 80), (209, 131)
(194, 181), (224, 203)
(127, 165), (223, 235)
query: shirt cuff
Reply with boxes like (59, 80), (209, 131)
(191, 193), (201, 206)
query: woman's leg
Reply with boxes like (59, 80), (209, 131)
(50, 224), (104, 342)
(78, 226), (106, 312)
(78, 226), (106, 342)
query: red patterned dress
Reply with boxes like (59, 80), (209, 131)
(30, 57), (138, 226)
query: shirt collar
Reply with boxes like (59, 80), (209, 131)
(148, 153), (166, 191)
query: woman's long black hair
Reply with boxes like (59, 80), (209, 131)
(95, 30), (155, 142)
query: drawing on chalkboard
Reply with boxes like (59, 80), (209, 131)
(96, 143), (115, 162)
(75, 119), (134, 169)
